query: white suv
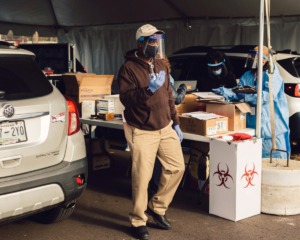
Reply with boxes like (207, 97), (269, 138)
(0, 42), (88, 224)
(168, 45), (300, 151)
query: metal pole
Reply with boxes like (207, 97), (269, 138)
(255, 0), (265, 138)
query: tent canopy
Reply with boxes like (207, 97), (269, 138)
(1, 0), (300, 76)
(0, 0), (300, 36)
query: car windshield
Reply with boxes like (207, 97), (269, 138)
(0, 55), (53, 100)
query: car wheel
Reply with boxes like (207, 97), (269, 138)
(33, 200), (76, 224)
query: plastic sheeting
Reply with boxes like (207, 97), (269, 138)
(58, 18), (300, 78)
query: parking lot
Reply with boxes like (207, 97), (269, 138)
(1, 156), (300, 240)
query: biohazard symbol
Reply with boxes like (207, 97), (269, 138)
(241, 163), (258, 188)
(213, 163), (234, 189)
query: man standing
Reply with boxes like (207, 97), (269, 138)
(118, 24), (185, 240)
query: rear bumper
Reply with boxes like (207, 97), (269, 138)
(0, 158), (88, 221)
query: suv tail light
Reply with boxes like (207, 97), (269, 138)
(284, 84), (300, 97)
(65, 96), (80, 135)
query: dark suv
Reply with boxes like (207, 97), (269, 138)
(168, 45), (300, 150)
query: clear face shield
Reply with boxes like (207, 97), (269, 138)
(244, 50), (258, 69)
(139, 34), (165, 59)
(244, 49), (269, 70)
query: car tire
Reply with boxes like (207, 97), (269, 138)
(32, 200), (76, 224)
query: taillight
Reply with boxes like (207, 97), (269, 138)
(284, 84), (300, 97)
(75, 174), (86, 186)
(65, 96), (80, 135)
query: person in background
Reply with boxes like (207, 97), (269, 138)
(148, 56), (187, 199)
(197, 49), (237, 92)
(117, 24), (185, 240)
(215, 45), (290, 159)
(190, 50), (238, 184)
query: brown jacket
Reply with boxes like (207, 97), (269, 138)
(117, 49), (179, 130)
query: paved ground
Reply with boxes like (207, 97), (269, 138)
(1, 156), (300, 240)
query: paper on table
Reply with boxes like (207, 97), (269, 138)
(182, 111), (224, 120)
(192, 92), (225, 101)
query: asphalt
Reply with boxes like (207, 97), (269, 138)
(1, 153), (300, 240)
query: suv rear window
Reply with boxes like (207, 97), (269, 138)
(0, 55), (53, 100)
(170, 56), (208, 81)
(277, 57), (300, 78)
(169, 55), (248, 82)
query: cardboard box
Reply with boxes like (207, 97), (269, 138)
(62, 73), (113, 103)
(96, 99), (114, 114)
(209, 138), (262, 221)
(81, 100), (96, 117)
(63, 73), (96, 96)
(92, 153), (110, 170)
(206, 102), (251, 131)
(79, 75), (114, 102)
(81, 100), (96, 133)
(175, 94), (205, 115)
(104, 94), (125, 115)
(179, 114), (228, 136)
(85, 138), (105, 155)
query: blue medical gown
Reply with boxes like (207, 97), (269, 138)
(237, 66), (290, 159)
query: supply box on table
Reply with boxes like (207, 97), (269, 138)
(175, 94), (205, 115)
(179, 112), (228, 136)
(206, 102), (251, 131)
(104, 94), (125, 115)
(209, 138), (262, 221)
(96, 99), (115, 114)
(62, 73), (114, 103)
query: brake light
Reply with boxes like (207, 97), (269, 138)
(75, 174), (86, 186)
(284, 84), (300, 97)
(65, 96), (80, 135)
(295, 84), (300, 97)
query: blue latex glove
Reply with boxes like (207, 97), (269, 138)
(212, 87), (221, 94)
(237, 93), (245, 100)
(219, 87), (238, 101)
(148, 70), (166, 93)
(173, 124), (183, 142)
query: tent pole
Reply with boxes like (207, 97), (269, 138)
(256, 0), (265, 139)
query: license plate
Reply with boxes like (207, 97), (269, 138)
(0, 120), (27, 145)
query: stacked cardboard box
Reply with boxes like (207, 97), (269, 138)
(175, 94), (205, 115)
(179, 112), (228, 136)
(104, 94), (125, 115)
(85, 138), (110, 170)
(62, 73), (114, 103)
(96, 99), (115, 114)
(206, 102), (251, 131)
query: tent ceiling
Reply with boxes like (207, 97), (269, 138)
(0, 0), (299, 36)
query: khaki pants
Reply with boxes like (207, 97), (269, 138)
(123, 121), (185, 227)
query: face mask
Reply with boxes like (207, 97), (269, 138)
(144, 44), (159, 58)
(212, 68), (222, 76)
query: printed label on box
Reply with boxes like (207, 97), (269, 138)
(207, 126), (217, 135)
(240, 112), (246, 120)
(216, 120), (227, 131)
